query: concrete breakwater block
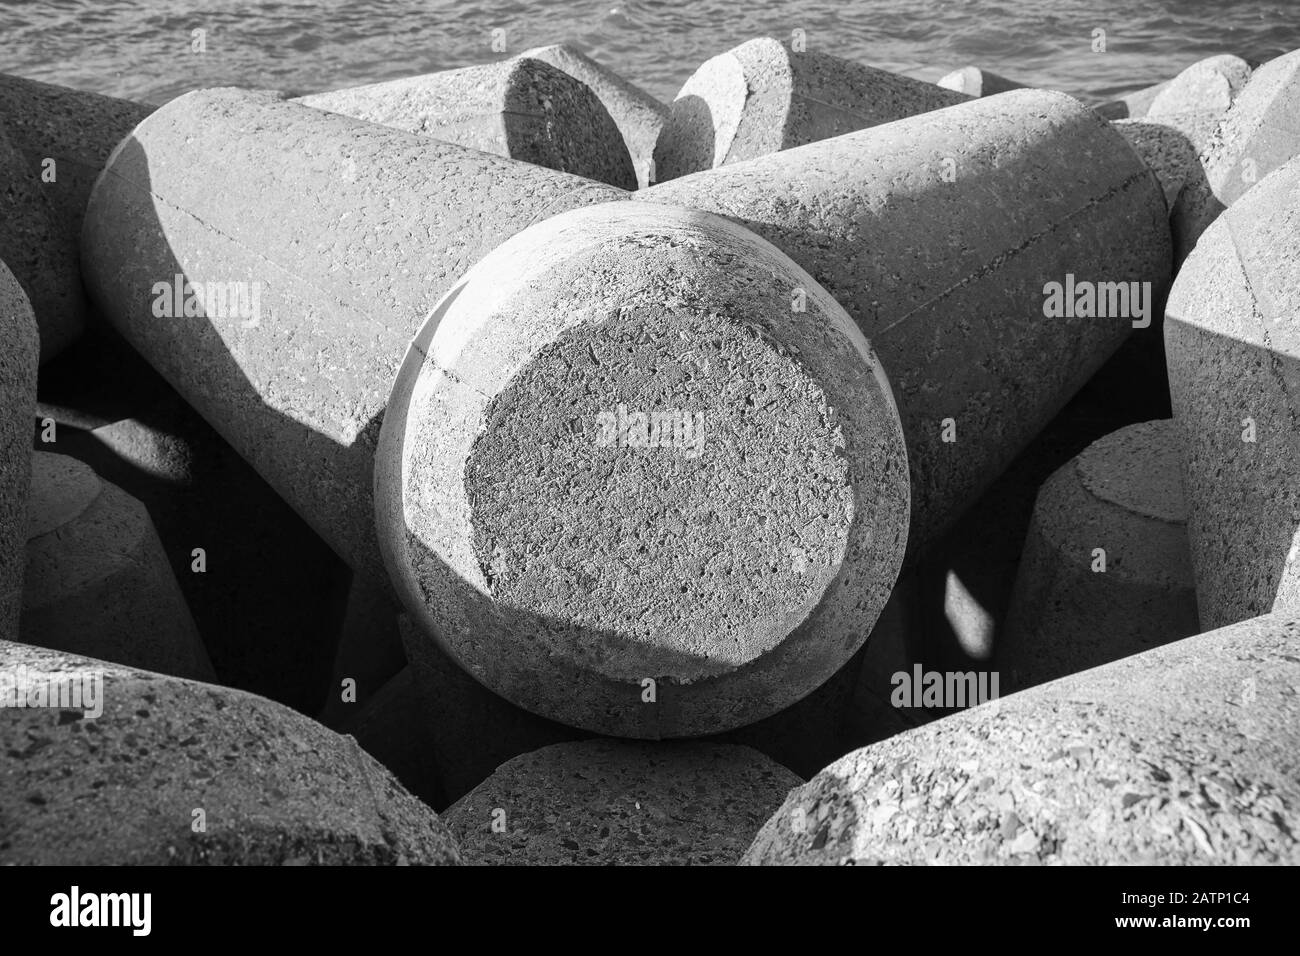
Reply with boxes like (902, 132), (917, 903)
(648, 89), (1171, 550)
(295, 57), (636, 189)
(0, 261), (39, 637)
(318, 575), (406, 727)
(936, 66), (1025, 97)
(1096, 80), (1173, 120)
(743, 613), (1300, 865)
(1165, 156), (1300, 628)
(344, 667), (445, 809)
(81, 88), (627, 584)
(999, 420), (1199, 691)
(0, 640), (462, 865)
(21, 451), (214, 681)
(1147, 55), (1251, 119)
(522, 43), (668, 188)
(652, 37), (967, 183)
(0, 124), (85, 361)
(377, 201), (910, 737)
(446, 739), (801, 865)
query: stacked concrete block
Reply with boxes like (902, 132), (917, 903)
(446, 739), (801, 865)
(647, 89), (1171, 550)
(1147, 54), (1251, 119)
(743, 613), (1300, 865)
(652, 37), (967, 182)
(1095, 80), (1173, 120)
(0, 125), (85, 361)
(21, 451), (214, 681)
(295, 57), (636, 189)
(0, 261), (39, 637)
(1166, 155), (1300, 628)
(0, 640), (461, 864)
(375, 201), (910, 737)
(999, 420), (1199, 691)
(523, 43), (669, 188)
(936, 66), (1025, 97)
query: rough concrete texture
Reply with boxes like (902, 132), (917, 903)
(0, 123), (85, 361)
(32, 327), (352, 713)
(999, 420), (1200, 691)
(21, 452), (215, 681)
(0, 261), (39, 638)
(652, 37), (967, 182)
(295, 57), (636, 189)
(0, 640), (461, 864)
(1165, 156), (1300, 628)
(318, 574), (406, 727)
(648, 89), (1171, 550)
(447, 739), (801, 865)
(936, 66), (1025, 97)
(81, 88), (627, 584)
(1177, 49), (1300, 254)
(1147, 54), (1251, 118)
(743, 613), (1300, 865)
(522, 44), (668, 188)
(377, 200), (910, 737)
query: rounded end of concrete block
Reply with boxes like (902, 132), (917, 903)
(27, 450), (102, 539)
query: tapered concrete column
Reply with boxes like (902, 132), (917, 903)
(376, 201), (910, 737)
(81, 88), (627, 583)
(0, 260), (39, 636)
(0, 125), (85, 360)
(1166, 155), (1300, 628)
(652, 37), (967, 182)
(295, 57), (636, 189)
(447, 740), (800, 865)
(1000, 421), (1200, 691)
(523, 44), (668, 188)
(937, 66), (1024, 97)
(744, 614), (1300, 865)
(21, 452), (214, 681)
(648, 89), (1171, 550)
(0, 640), (461, 865)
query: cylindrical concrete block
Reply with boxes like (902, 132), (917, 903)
(744, 613), (1300, 865)
(999, 420), (1200, 691)
(81, 88), (627, 583)
(318, 574), (406, 727)
(522, 44), (668, 188)
(937, 66), (1025, 97)
(0, 640), (461, 865)
(0, 260), (39, 637)
(1147, 54), (1251, 119)
(376, 200), (910, 737)
(21, 452), (215, 681)
(1095, 79), (1173, 120)
(1166, 156), (1300, 628)
(647, 89), (1172, 550)
(0, 124), (85, 361)
(295, 57), (636, 189)
(652, 37), (967, 183)
(446, 739), (801, 865)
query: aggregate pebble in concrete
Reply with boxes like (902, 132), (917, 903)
(0, 261), (39, 637)
(296, 57), (636, 189)
(81, 88), (628, 583)
(0, 123), (85, 361)
(447, 739), (801, 865)
(652, 37), (967, 182)
(743, 613), (1300, 865)
(936, 66), (1025, 97)
(1165, 155), (1300, 628)
(648, 89), (1171, 550)
(999, 420), (1200, 691)
(377, 200), (910, 737)
(21, 452), (214, 681)
(0, 640), (461, 865)
(523, 43), (668, 188)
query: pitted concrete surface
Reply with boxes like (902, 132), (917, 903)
(649, 89), (1171, 551)
(653, 38), (967, 182)
(1166, 155), (1300, 628)
(0, 261), (38, 638)
(0, 640), (462, 865)
(81, 88), (627, 582)
(377, 201), (909, 737)
(296, 57), (635, 189)
(447, 739), (800, 865)
(1000, 420), (1200, 690)
(743, 614), (1300, 865)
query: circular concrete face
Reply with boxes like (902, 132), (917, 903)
(377, 201), (910, 737)
(1074, 419), (1186, 523)
(27, 452), (102, 539)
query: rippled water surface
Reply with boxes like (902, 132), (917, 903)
(1, 1), (1297, 107)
